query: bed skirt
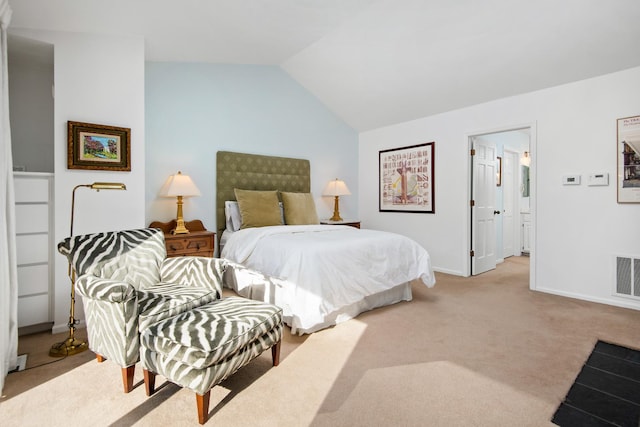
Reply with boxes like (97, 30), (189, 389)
(223, 263), (413, 335)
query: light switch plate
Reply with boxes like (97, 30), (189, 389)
(588, 173), (609, 186)
(563, 175), (581, 185)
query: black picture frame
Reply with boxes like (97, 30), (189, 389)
(379, 142), (435, 213)
(617, 115), (640, 203)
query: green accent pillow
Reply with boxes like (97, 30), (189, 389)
(281, 192), (319, 225)
(234, 189), (282, 229)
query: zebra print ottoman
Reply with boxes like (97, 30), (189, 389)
(140, 296), (283, 425)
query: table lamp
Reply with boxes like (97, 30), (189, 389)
(159, 171), (201, 234)
(322, 178), (351, 221)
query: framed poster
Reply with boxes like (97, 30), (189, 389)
(617, 115), (640, 203)
(379, 142), (434, 213)
(68, 121), (131, 171)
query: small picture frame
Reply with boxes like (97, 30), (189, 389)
(379, 142), (435, 213)
(67, 121), (131, 171)
(496, 156), (502, 186)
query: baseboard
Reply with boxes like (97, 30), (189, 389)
(18, 322), (53, 336)
(535, 287), (640, 311)
(431, 266), (464, 276)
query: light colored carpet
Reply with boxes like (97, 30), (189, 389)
(2, 257), (639, 426)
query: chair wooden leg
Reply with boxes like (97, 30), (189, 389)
(143, 369), (156, 396)
(96, 354), (106, 363)
(196, 391), (211, 425)
(271, 340), (281, 366)
(122, 365), (136, 393)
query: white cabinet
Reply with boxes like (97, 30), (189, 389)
(521, 212), (531, 254)
(14, 172), (54, 332)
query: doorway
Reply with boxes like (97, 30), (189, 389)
(502, 148), (519, 258)
(469, 127), (532, 277)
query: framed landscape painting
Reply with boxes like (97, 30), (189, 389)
(379, 142), (435, 213)
(68, 121), (131, 171)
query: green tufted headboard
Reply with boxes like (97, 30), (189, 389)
(216, 151), (311, 243)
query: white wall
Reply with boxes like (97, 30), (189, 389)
(360, 66), (640, 311)
(9, 28), (146, 333)
(145, 62), (358, 232)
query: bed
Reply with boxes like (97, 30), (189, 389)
(216, 151), (435, 334)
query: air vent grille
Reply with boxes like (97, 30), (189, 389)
(615, 256), (640, 299)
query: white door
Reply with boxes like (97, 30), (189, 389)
(471, 139), (497, 275)
(502, 150), (518, 257)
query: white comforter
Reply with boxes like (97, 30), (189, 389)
(221, 224), (435, 334)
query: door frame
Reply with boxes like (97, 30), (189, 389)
(464, 122), (537, 290)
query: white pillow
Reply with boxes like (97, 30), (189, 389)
(224, 201), (242, 232)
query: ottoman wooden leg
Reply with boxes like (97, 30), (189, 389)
(143, 369), (156, 396)
(196, 391), (211, 425)
(96, 354), (106, 363)
(272, 340), (281, 366)
(122, 365), (136, 393)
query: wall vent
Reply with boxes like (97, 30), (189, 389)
(614, 255), (640, 300)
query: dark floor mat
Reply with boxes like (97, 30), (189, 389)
(552, 341), (640, 427)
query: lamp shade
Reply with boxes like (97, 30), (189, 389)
(322, 179), (351, 197)
(159, 171), (201, 197)
(89, 182), (127, 191)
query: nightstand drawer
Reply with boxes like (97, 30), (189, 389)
(164, 231), (215, 258)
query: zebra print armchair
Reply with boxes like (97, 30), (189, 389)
(58, 228), (227, 393)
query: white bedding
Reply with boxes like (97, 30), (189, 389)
(221, 224), (435, 334)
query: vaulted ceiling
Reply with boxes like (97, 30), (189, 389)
(9, 0), (640, 131)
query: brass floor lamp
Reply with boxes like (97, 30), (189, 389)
(49, 182), (127, 357)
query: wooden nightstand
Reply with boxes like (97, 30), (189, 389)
(320, 219), (361, 229)
(148, 219), (215, 258)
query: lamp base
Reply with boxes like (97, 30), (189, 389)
(330, 196), (343, 222)
(49, 337), (88, 357)
(172, 219), (190, 234)
(172, 197), (190, 234)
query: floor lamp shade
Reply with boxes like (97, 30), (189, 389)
(322, 179), (351, 222)
(50, 181), (127, 357)
(159, 171), (201, 234)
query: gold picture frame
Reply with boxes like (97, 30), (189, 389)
(68, 121), (131, 171)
